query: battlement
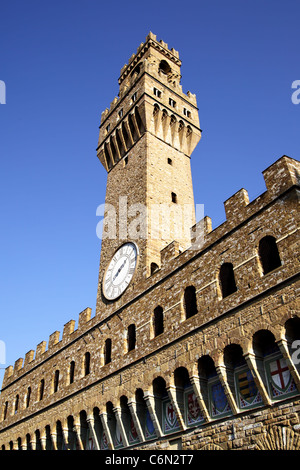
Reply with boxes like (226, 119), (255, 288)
(2, 156), (299, 389)
(119, 32), (181, 85)
(99, 32), (197, 127)
(2, 308), (93, 387)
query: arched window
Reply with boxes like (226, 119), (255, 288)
(26, 387), (31, 408)
(151, 262), (159, 275)
(153, 306), (164, 337)
(69, 361), (75, 384)
(184, 286), (198, 319)
(53, 370), (59, 393)
(219, 263), (237, 298)
(253, 329), (297, 401)
(3, 401), (8, 420)
(259, 236), (281, 274)
(14, 395), (19, 414)
(128, 324), (136, 352)
(198, 355), (231, 419)
(223, 344), (262, 410)
(159, 60), (171, 75)
(39, 379), (45, 401)
(84, 352), (90, 376)
(104, 339), (112, 365)
(174, 367), (203, 427)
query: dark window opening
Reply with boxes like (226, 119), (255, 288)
(128, 324), (136, 352)
(168, 158), (172, 165)
(159, 60), (171, 75)
(154, 306), (164, 337)
(151, 262), (159, 275)
(69, 361), (75, 384)
(26, 387), (31, 408)
(3, 402), (8, 420)
(104, 338), (112, 364)
(84, 352), (90, 376)
(171, 192), (177, 203)
(259, 236), (281, 274)
(184, 286), (198, 319)
(53, 370), (59, 393)
(153, 87), (161, 98)
(39, 379), (45, 401)
(14, 395), (19, 414)
(219, 263), (237, 298)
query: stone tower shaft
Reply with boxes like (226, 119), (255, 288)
(95, 33), (202, 317)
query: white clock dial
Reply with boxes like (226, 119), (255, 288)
(103, 242), (138, 300)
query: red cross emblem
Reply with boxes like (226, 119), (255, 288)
(270, 358), (290, 389)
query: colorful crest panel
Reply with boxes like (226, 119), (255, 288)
(128, 417), (139, 444)
(209, 380), (231, 418)
(236, 369), (263, 409)
(266, 356), (297, 400)
(184, 389), (204, 426)
(162, 399), (180, 434)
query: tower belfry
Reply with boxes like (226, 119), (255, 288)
(96, 33), (202, 316)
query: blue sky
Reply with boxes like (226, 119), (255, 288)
(0, 0), (299, 384)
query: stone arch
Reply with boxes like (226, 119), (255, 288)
(200, 443), (224, 450)
(254, 425), (300, 450)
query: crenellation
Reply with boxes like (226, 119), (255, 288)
(24, 350), (34, 366)
(35, 341), (46, 359)
(62, 320), (76, 340)
(14, 358), (23, 372)
(0, 34), (299, 453)
(78, 307), (92, 330)
(262, 155), (300, 197)
(224, 188), (250, 221)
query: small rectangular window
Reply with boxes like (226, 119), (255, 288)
(168, 158), (172, 165)
(171, 192), (177, 203)
(183, 108), (191, 118)
(132, 92), (137, 102)
(118, 109), (123, 118)
(153, 87), (161, 98)
(106, 124), (110, 133)
(169, 98), (176, 108)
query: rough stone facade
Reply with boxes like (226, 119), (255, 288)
(0, 33), (299, 451)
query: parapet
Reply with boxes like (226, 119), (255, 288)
(119, 32), (181, 85)
(1, 307), (93, 388)
(159, 155), (300, 265)
(262, 155), (300, 197)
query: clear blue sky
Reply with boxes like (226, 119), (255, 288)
(0, 0), (299, 384)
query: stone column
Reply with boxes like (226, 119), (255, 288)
(143, 391), (163, 438)
(73, 422), (84, 450)
(189, 375), (210, 422)
(99, 412), (114, 450)
(166, 385), (186, 431)
(113, 406), (129, 448)
(244, 351), (272, 406)
(216, 364), (239, 414)
(87, 414), (100, 450)
(127, 399), (145, 442)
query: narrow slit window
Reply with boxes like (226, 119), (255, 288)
(171, 192), (177, 203)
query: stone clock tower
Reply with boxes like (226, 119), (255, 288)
(95, 33), (201, 319)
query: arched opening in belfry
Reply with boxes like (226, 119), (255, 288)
(159, 59), (171, 75)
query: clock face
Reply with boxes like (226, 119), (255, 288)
(103, 242), (138, 300)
